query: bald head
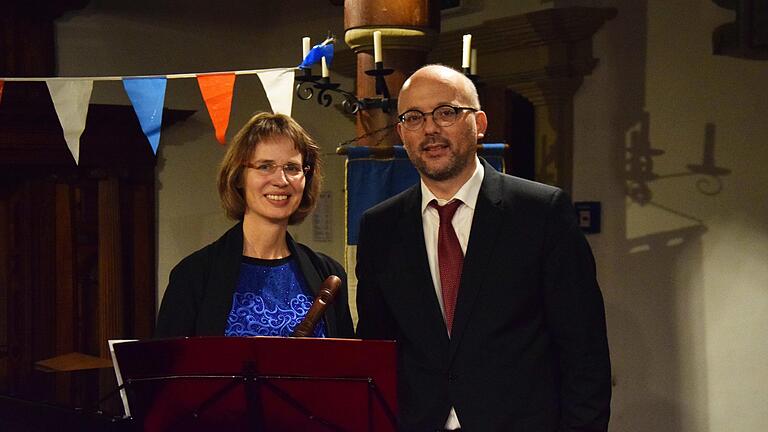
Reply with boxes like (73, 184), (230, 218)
(398, 64), (480, 114)
(394, 64), (488, 196)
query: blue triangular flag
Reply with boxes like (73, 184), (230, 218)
(299, 42), (334, 69)
(123, 77), (167, 154)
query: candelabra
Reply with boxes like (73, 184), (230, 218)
(295, 32), (477, 119)
(462, 67), (479, 87)
(295, 61), (397, 115)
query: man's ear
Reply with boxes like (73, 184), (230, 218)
(475, 110), (488, 139)
(396, 122), (407, 145)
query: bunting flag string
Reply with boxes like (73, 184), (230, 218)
(197, 73), (236, 145)
(256, 69), (295, 116)
(0, 66), (296, 162)
(46, 80), (94, 164)
(123, 77), (167, 155)
(0, 66), (294, 82)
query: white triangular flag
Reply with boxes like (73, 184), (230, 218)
(256, 68), (295, 116)
(46, 79), (94, 164)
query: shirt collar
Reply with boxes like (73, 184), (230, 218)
(420, 156), (485, 213)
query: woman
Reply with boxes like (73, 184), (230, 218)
(155, 112), (353, 339)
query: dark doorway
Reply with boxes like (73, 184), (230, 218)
(480, 85), (535, 180)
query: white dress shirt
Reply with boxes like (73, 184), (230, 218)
(419, 156), (484, 430)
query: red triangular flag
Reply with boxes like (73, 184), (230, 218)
(197, 73), (235, 145)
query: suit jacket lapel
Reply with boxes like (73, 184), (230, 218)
(449, 160), (505, 361)
(396, 186), (450, 346)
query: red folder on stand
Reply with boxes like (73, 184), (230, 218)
(113, 336), (397, 432)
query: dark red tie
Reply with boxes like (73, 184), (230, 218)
(430, 199), (464, 334)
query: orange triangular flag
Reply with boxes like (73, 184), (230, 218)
(0, 80), (5, 105)
(197, 73), (235, 145)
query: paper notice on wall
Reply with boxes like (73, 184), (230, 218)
(313, 191), (332, 242)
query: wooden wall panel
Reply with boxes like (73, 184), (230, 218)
(97, 177), (124, 359)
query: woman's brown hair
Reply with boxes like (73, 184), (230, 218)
(217, 112), (322, 224)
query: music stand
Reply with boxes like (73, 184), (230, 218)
(112, 336), (397, 432)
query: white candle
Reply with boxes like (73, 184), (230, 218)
(470, 48), (477, 75)
(462, 34), (472, 69)
(321, 56), (329, 78)
(302, 37), (311, 60)
(373, 30), (383, 63)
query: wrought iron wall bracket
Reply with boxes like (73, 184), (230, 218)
(295, 63), (397, 115)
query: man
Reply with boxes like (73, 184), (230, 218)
(355, 65), (611, 431)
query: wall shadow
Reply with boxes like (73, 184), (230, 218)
(573, 0), (734, 430)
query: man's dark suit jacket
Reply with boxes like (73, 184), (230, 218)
(355, 160), (611, 431)
(155, 222), (354, 338)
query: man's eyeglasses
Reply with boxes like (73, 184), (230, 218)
(398, 105), (479, 131)
(244, 162), (309, 180)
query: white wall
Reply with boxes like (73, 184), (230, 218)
(572, 1), (768, 431)
(55, 0), (767, 430)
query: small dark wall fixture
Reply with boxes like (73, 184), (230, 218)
(713, 0), (768, 60)
(575, 201), (601, 234)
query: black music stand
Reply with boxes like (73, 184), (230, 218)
(112, 336), (397, 432)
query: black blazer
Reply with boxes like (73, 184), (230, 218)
(156, 222), (354, 339)
(356, 160), (611, 431)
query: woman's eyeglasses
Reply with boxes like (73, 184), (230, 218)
(244, 162), (309, 180)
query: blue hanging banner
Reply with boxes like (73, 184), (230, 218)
(123, 77), (167, 154)
(299, 43), (334, 69)
(345, 144), (506, 245)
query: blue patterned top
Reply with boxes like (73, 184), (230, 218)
(225, 256), (326, 337)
